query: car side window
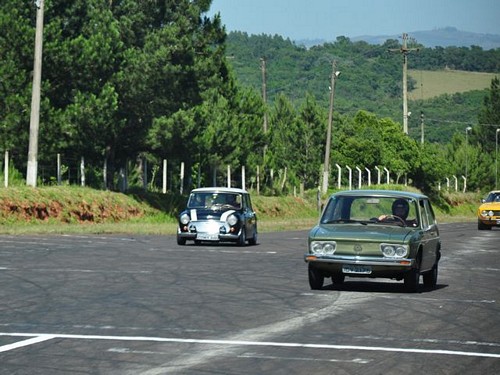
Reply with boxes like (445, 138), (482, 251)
(420, 199), (436, 229)
(419, 200), (429, 228)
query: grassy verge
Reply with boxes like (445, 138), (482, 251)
(0, 185), (479, 235)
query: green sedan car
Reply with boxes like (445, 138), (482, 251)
(305, 190), (441, 292)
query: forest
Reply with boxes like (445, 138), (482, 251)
(0, 0), (499, 195)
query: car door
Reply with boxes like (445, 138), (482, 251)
(419, 199), (440, 271)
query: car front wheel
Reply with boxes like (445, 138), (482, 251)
(308, 264), (324, 290)
(177, 235), (186, 245)
(237, 227), (246, 246)
(478, 220), (491, 230)
(423, 264), (438, 288)
(404, 267), (420, 293)
(248, 229), (258, 246)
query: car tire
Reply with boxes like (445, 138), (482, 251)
(237, 227), (246, 246)
(177, 236), (186, 245)
(423, 264), (438, 288)
(308, 264), (324, 290)
(478, 220), (492, 230)
(248, 229), (258, 246)
(404, 268), (420, 293)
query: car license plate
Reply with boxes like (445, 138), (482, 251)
(342, 264), (372, 274)
(196, 233), (219, 241)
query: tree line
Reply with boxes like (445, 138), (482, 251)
(0, 0), (499, 195)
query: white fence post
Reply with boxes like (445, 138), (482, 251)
(80, 157), (85, 187)
(356, 166), (362, 189)
(4, 150), (8, 188)
(336, 164), (341, 189)
(180, 162), (184, 194)
(241, 166), (246, 190)
(346, 165), (352, 190)
(57, 153), (61, 185)
(103, 158), (107, 190)
(162, 159), (167, 194)
(384, 167), (390, 184)
(375, 166), (381, 185)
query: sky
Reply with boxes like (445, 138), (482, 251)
(206, 0), (500, 42)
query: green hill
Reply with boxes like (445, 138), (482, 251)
(225, 32), (499, 144)
(408, 69), (496, 100)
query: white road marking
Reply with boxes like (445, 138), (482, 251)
(0, 335), (54, 353)
(1, 332), (499, 359)
(0, 267), (151, 274)
(237, 352), (372, 364)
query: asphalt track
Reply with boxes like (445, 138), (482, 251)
(0, 222), (499, 374)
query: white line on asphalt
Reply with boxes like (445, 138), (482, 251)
(0, 335), (54, 353)
(0, 267), (151, 274)
(237, 353), (372, 364)
(1, 332), (499, 359)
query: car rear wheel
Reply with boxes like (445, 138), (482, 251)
(423, 264), (438, 288)
(308, 264), (324, 290)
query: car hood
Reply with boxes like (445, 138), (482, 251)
(310, 224), (415, 243)
(478, 202), (500, 211)
(188, 208), (236, 221)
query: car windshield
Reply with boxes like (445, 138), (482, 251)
(187, 192), (242, 210)
(484, 192), (500, 203)
(320, 195), (419, 227)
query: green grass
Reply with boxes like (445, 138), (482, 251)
(408, 69), (497, 100)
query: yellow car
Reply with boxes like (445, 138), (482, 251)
(477, 190), (500, 230)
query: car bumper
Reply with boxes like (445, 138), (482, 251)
(478, 217), (500, 227)
(177, 226), (241, 242)
(304, 254), (414, 276)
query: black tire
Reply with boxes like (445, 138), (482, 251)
(478, 220), (492, 230)
(308, 264), (324, 290)
(423, 264), (438, 288)
(248, 228), (258, 245)
(237, 227), (246, 246)
(332, 274), (345, 285)
(404, 267), (420, 293)
(177, 235), (186, 245)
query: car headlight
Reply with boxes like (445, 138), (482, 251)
(480, 210), (493, 217)
(227, 214), (238, 226)
(381, 243), (408, 258)
(180, 213), (190, 225)
(310, 241), (336, 255)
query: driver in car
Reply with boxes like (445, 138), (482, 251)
(379, 199), (417, 226)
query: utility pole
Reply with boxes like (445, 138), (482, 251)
(26, 0), (45, 187)
(389, 33), (419, 134)
(260, 57), (268, 134)
(260, 57), (268, 180)
(322, 61), (340, 194)
(420, 111), (425, 144)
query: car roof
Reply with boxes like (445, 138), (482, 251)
(487, 190), (500, 194)
(330, 189), (428, 200)
(190, 187), (249, 194)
